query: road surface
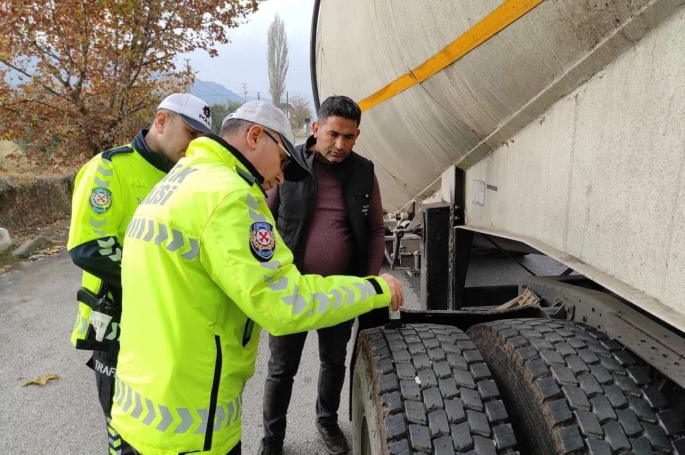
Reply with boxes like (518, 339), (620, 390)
(0, 237), (566, 454)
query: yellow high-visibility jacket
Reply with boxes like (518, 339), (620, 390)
(111, 134), (391, 455)
(67, 130), (172, 349)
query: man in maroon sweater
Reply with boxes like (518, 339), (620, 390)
(259, 96), (385, 455)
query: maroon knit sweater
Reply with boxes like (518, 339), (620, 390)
(266, 158), (385, 277)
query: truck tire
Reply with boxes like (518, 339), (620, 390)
(352, 323), (520, 455)
(468, 319), (685, 454)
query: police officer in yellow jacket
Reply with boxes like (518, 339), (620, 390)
(67, 93), (212, 453)
(111, 101), (404, 455)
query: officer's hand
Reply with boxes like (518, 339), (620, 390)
(380, 273), (404, 311)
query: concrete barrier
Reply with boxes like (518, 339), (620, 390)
(11, 236), (48, 257)
(0, 174), (75, 231)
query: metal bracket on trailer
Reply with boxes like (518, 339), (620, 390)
(494, 288), (541, 310)
(384, 230), (421, 277)
(521, 276), (685, 390)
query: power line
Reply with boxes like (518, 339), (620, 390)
(191, 63), (249, 87)
(192, 63), (273, 97)
(213, 76), (247, 87)
(189, 61), (272, 98)
(195, 79), (239, 104)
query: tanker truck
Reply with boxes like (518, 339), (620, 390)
(310, 0), (685, 453)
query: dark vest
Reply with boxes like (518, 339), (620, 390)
(274, 137), (375, 275)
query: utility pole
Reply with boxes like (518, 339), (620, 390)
(242, 83), (248, 104)
(184, 59), (191, 93)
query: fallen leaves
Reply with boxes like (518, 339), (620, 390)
(36, 245), (65, 255)
(23, 374), (60, 387)
(0, 265), (11, 274)
(29, 244), (66, 261)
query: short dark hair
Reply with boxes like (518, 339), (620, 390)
(318, 96), (361, 126)
(220, 118), (256, 137)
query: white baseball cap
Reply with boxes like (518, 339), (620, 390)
(158, 93), (212, 133)
(223, 101), (308, 182)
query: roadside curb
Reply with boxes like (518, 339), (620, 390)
(12, 236), (48, 258)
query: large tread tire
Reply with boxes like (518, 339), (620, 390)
(352, 323), (520, 455)
(468, 319), (685, 454)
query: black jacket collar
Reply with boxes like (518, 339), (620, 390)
(297, 135), (360, 180)
(202, 132), (265, 184)
(131, 129), (174, 173)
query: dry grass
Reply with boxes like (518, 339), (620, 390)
(0, 141), (81, 175)
(0, 140), (18, 161)
(0, 141), (35, 173)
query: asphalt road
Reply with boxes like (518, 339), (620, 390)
(0, 245), (566, 454)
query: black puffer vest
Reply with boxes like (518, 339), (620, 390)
(274, 136), (375, 275)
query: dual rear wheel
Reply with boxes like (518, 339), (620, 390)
(352, 320), (685, 454)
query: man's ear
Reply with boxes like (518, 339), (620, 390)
(246, 124), (263, 150)
(355, 128), (360, 139)
(312, 121), (319, 137)
(152, 111), (169, 134)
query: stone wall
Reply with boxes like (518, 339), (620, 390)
(0, 174), (75, 231)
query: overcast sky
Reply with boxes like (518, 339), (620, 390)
(181, 0), (315, 106)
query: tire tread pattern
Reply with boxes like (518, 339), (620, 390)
(359, 323), (520, 455)
(469, 319), (685, 454)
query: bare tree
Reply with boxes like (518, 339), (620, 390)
(289, 94), (312, 130)
(267, 15), (289, 108)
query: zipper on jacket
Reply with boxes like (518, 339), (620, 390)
(204, 336), (222, 451)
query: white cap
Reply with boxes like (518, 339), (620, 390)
(224, 101), (308, 181)
(158, 93), (212, 133)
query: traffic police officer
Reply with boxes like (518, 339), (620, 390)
(111, 101), (404, 455)
(67, 93), (212, 453)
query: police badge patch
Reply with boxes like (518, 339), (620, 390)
(250, 222), (276, 262)
(90, 188), (112, 214)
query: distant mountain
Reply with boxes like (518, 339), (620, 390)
(190, 79), (270, 106)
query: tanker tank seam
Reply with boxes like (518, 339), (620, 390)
(415, 70), (487, 142)
(456, 0), (676, 174)
(356, 139), (418, 192)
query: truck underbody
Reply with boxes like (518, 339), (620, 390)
(348, 214), (685, 453)
(313, 0), (685, 452)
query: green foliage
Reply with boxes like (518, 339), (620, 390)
(210, 101), (242, 134)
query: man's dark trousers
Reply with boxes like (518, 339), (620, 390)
(263, 319), (354, 442)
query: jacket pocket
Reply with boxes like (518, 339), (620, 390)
(351, 193), (371, 216)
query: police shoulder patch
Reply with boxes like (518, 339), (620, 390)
(90, 188), (113, 214)
(250, 222), (276, 262)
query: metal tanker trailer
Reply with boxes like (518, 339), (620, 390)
(311, 0), (685, 453)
